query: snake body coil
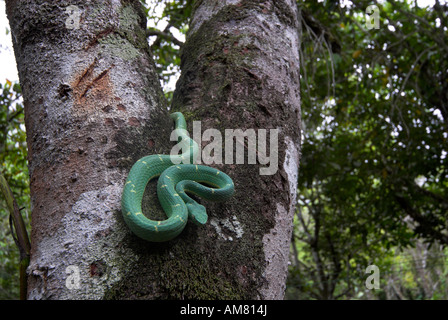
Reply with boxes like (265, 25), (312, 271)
(121, 112), (235, 242)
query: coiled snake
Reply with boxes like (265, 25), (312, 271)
(121, 112), (235, 242)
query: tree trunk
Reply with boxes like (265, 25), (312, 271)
(5, 0), (170, 299)
(170, 0), (302, 299)
(6, 0), (301, 300)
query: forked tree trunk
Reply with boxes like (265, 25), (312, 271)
(6, 0), (301, 299)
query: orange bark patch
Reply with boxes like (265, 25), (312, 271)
(128, 117), (140, 127)
(71, 60), (115, 117)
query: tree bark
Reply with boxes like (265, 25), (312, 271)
(6, 0), (301, 300)
(170, 0), (302, 299)
(6, 0), (170, 299)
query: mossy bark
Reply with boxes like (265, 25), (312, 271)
(6, 0), (301, 300)
(163, 0), (302, 299)
(5, 0), (169, 299)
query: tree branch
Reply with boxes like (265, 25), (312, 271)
(147, 28), (184, 47)
(395, 194), (448, 245)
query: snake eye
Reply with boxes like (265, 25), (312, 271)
(186, 202), (208, 226)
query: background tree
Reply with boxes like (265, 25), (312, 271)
(287, 0), (448, 300)
(0, 80), (30, 299)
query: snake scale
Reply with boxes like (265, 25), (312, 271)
(121, 112), (235, 242)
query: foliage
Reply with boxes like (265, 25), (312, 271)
(287, 0), (448, 299)
(0, 79), (30, 299)
(379, 242), (448, 300)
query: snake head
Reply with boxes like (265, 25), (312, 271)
(186, 202), (208, 226)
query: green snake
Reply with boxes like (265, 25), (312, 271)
(121, 112), (235, 242)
